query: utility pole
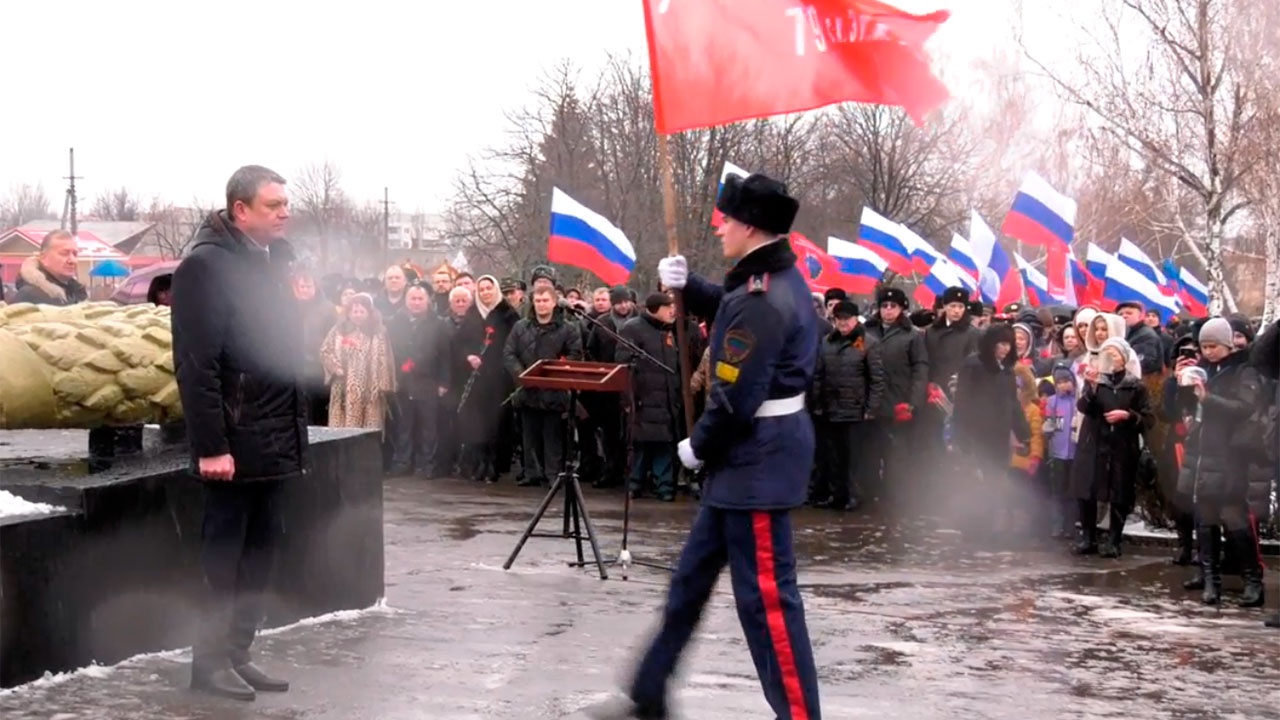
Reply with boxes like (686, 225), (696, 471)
(379, 186), (393, 270)
(62, 148), (83, 235)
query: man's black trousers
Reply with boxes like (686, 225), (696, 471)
(192, 480), (282, 673)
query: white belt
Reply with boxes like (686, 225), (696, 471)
(755, 394), (805, 418)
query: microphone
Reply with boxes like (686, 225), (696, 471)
(557, 298), (588, 314)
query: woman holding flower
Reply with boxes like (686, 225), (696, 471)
(321, 293), (396, 429)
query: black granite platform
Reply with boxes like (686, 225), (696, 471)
(0, 426), (384, 688)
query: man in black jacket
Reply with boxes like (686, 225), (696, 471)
(504, 285), (584, 486)
(864, 286), (929, 506)
(811, 300), (886, 511)
(387, 284), (450, 476)
(171, 165), (306, 701)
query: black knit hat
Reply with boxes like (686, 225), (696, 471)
(609, 285), (631, 304)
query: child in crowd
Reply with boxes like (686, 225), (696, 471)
(1043, 368), (1079, 538)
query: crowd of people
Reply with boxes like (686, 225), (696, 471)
(283, 253), (1277, 624)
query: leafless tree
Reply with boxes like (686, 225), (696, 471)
(1021, 0), (1265, 314)
(1, 183), (55, 228)
(90, 187), (143, 221)
(142, 200), (201, 258)
(292, 161), (348, 269)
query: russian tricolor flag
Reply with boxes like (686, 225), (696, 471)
(969, 210), (1021, 308)
(1001, 172), (1077, 251)
(827, 236), (888, 294)
(1178, 266), (1209, 317)
(710, 160), (751, 227)
(1117, 238), (1180, 312)
(1086, 242), (1114, 282)
(914, 257), (971, 308)
(1103, 257), (1180, 321)
(858, 207), (918, 276)
(947, 234), (979, 282)
(547, 188), (636, 286)
(1014, 252), (1052, 308)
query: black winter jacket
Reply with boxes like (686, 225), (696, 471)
(1177, 350), (1262, 501)
(811, 325), (886, 422)
(864, 314), (929, 411)
(171, 212), (308, 482)
(387, 309), (451, 398)
(1125, 322), (1165, 376)
(618, 313), (683, 442)
(924, 314), (980, 386)
(503, 313), (583, 412)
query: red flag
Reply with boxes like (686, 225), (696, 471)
(791, 233), (839, 292)
(643, 0), (950, 134)
(1045, 247), (1067, 301)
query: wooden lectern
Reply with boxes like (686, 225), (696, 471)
(503, 360), (629, 580)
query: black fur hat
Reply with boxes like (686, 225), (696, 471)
(876, 286), (908, 308)
(967, 300), (985, 316)
(941, 287), (968, 307)
(715, 173), (799, 236)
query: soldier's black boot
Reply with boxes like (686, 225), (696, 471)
(1230, 527), (1266, 608)
(1265, 612), (1280, 628)
(1072, 499), (1098, 555)
(1198, 525), (1222, 605)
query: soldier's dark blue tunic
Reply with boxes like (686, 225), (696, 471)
(629, 239), (822, 720)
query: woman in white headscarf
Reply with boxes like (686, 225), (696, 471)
(1067, 337), (1155, 558)
(455, 274), (522, 482)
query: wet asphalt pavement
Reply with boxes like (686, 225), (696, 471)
(2, 476), (1278, 720)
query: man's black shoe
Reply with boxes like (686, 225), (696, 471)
(191, 667), (256, 701)
(233, 662), (290, 692)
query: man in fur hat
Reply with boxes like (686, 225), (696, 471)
(920, 286), (980, 469)
(864, 284), (929, 506)
(591, 173), (822, 720)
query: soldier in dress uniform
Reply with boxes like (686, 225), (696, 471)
(590, 173), (821, 720)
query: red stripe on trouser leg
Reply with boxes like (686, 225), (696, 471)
(752, 511), (809, 720)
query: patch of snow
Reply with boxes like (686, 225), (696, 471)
(0, 598), (399, 696)
(0, 489), (67, 518)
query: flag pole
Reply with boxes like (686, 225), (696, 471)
(657, 132), (697, 437)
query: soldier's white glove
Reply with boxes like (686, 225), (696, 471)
(677, 438), (702, 470)
(658, 255), (688, 290)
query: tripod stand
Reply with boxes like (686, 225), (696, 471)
(559, 305), (678, 580)
(503, 361), (630, 580)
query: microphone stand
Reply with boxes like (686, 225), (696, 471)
(562, 302), (676, 579)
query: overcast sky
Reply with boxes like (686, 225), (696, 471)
(2, 0), (1063, 214)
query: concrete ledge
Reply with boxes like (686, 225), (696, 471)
(0, 427), (384, 688)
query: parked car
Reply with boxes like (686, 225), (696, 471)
(110, 261), (180, 305)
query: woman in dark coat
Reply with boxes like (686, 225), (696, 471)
(953, 323), (1030, 533)
(1070, 337), (1156, 558)
(456, 275), (521, 482)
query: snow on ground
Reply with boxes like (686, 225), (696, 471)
(0, 490), (66, 518)
(0, 599), (399, 697)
